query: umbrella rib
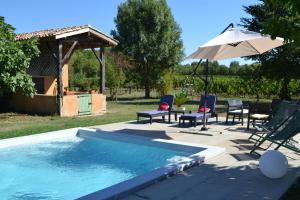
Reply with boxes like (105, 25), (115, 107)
(246, 41), (261, 54)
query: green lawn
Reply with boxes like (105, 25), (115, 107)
(0, 99), (155, 139)
(0, 98), (202, 139)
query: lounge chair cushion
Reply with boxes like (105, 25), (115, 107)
(159, 102), (169, 111)
(229, 109), (249, 114)
(137, 110), (169, 116)
(250, 114), (269, 119)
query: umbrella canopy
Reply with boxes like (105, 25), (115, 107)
(186, 27), (284, 61)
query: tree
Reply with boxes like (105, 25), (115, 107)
(69, 49), (129, 100)
(240, 1), (300, 100)
(112, 0), (183, 98)
(229, 61), (240, 75)
(105, 51), (130, 101)
(69, 50), (99, 91)
(0, 17), (39, 97)
(263, 0), (300, 45)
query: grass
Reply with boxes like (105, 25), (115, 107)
(0, 97), (204, 139)
(0, 100), (155, 139)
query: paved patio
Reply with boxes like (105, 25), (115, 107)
(91, 116), (300, 200)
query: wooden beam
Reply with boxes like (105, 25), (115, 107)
(91, 48), (103, 66)
(62, 40), (78, 64)
(100, 47), (105, 93)
(57, 40), (63, 116)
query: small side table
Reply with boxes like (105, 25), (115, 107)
(169, 109), (191, 123)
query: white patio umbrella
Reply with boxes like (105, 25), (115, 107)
(186, 24), (284, 130)
(187, 27), (284, 61)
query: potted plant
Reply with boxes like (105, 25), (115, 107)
(174, 90), (189, 110)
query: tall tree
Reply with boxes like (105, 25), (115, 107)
(112, 0), (183, 98)
(0, 17), (39, 97)
(240, 1), (300, 100)
(263, 0), (300, 45)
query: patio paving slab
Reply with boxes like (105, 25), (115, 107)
(91, 116), (300, 200)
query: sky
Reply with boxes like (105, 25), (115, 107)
(0, 0), (259, 66)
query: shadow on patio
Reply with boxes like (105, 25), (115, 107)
(125, 162), (300, 200)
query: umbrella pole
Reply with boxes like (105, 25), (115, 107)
(201, 59), (209, 131)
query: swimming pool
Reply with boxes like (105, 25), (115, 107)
(0, 128), (224, 199)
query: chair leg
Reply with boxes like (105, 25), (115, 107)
(247, 118), (250, 130)
(233, 115), (235, 123)
(242, 116), (244, 126)
(216, 115), (218, 123)
(225, 113), (229, 124)
(162, 115), (165, 122)
(150, 116), (152, 124)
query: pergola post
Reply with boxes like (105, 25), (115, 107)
(100, 47), (105, 93)
(57, 40), (63, 116)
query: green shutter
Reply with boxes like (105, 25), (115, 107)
(77, 94), (92, 115)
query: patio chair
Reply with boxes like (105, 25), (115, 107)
(136, 95), (174, 124)
(248, 101), (299, 142)
(178, 95), (217, 127)
(250, 109), (300, 156)
(247, 102), (271, 130)
(225, 100), (249, 126)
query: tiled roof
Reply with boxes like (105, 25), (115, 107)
(16, 25), (118, 46)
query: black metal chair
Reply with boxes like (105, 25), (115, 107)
(225, 100), (249, 126)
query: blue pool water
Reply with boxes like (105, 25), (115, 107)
(0, 134), (196, 199)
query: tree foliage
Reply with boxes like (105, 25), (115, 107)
(0, 17), (39, 97)
(240, 0), (300, 100)
(263, 0), (300, 45)
(112, 0), (184, 98)
(69, 49), (128, 100)
(69, 50), (99, 91)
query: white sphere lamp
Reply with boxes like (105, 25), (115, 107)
(259, 150), (288, 179)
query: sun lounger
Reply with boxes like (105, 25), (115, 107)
(136, 95), (174, 124)
(248, 101), (299, 142)
(179, 112), (212, 127)
(178, 95), (216, 127)
(250, 109), (300, 156)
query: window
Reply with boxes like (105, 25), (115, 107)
(32, 77), (45, 94)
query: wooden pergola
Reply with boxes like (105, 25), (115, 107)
(16, 25), (118, 115)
